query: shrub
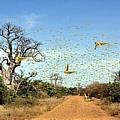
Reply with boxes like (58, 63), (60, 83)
(17, 80), (37, 97)
(10, 96), (38, 107)
(47, 87), (56, 97)
(0, 78), (16, 104)
(107, 82), (120, 102)
(4, 89), (16, 104)
(68, 87), (78, 95)
(85, 81), (120, 103)
(54, 87), (70, 98)
(0, 79), (8, 104)
(85, 82), (109, 99)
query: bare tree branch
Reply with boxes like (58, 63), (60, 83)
(0, 23), (44, 86)
(14, 70), (37, 94)
(50, 73), (62, 87)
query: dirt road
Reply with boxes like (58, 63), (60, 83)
(33, 96), (119, 120)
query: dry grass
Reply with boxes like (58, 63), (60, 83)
(0, 97), (65, 120)
(93, 98), (120, 119)
(101, 103), (120, 118)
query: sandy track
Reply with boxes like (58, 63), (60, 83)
(32, 96), (119, 120)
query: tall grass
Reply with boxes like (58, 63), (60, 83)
(101, 103), (120, 117)
(0, 97), (65, 120)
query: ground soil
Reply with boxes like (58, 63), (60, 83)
(32, 96), (119, 120)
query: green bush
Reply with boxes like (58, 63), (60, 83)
(0, 78), (16, 104)
(17, 80), (37, 97)
(47, 87), (56, 97)
(54, 87), (69, 98)
(0, 79), (8, 104)
(107, 82), (120, 102)
(68, 87), (78, 95)
(4, 89), (16, 104)
(8, 96), (38, 107)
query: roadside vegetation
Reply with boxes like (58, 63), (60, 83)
(0, 70), (120, 119)
(83, 70), (120, 118)
(0, 76), (77, 120)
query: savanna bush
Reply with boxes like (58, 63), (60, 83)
(85, 82), (109, 99)
(0, 78), (16, 104)
(85, 81), (120, 103)
(107, 82), (120, 102)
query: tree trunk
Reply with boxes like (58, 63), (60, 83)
(0, 65), (9, 85)
(6, 67), (12, 85)
(54, 79), (57, 87)
(2, 64), (16, 89)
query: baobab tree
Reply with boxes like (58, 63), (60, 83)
(0, 23), (44, 87)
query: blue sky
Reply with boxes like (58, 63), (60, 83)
(0, 0), (120, 87)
